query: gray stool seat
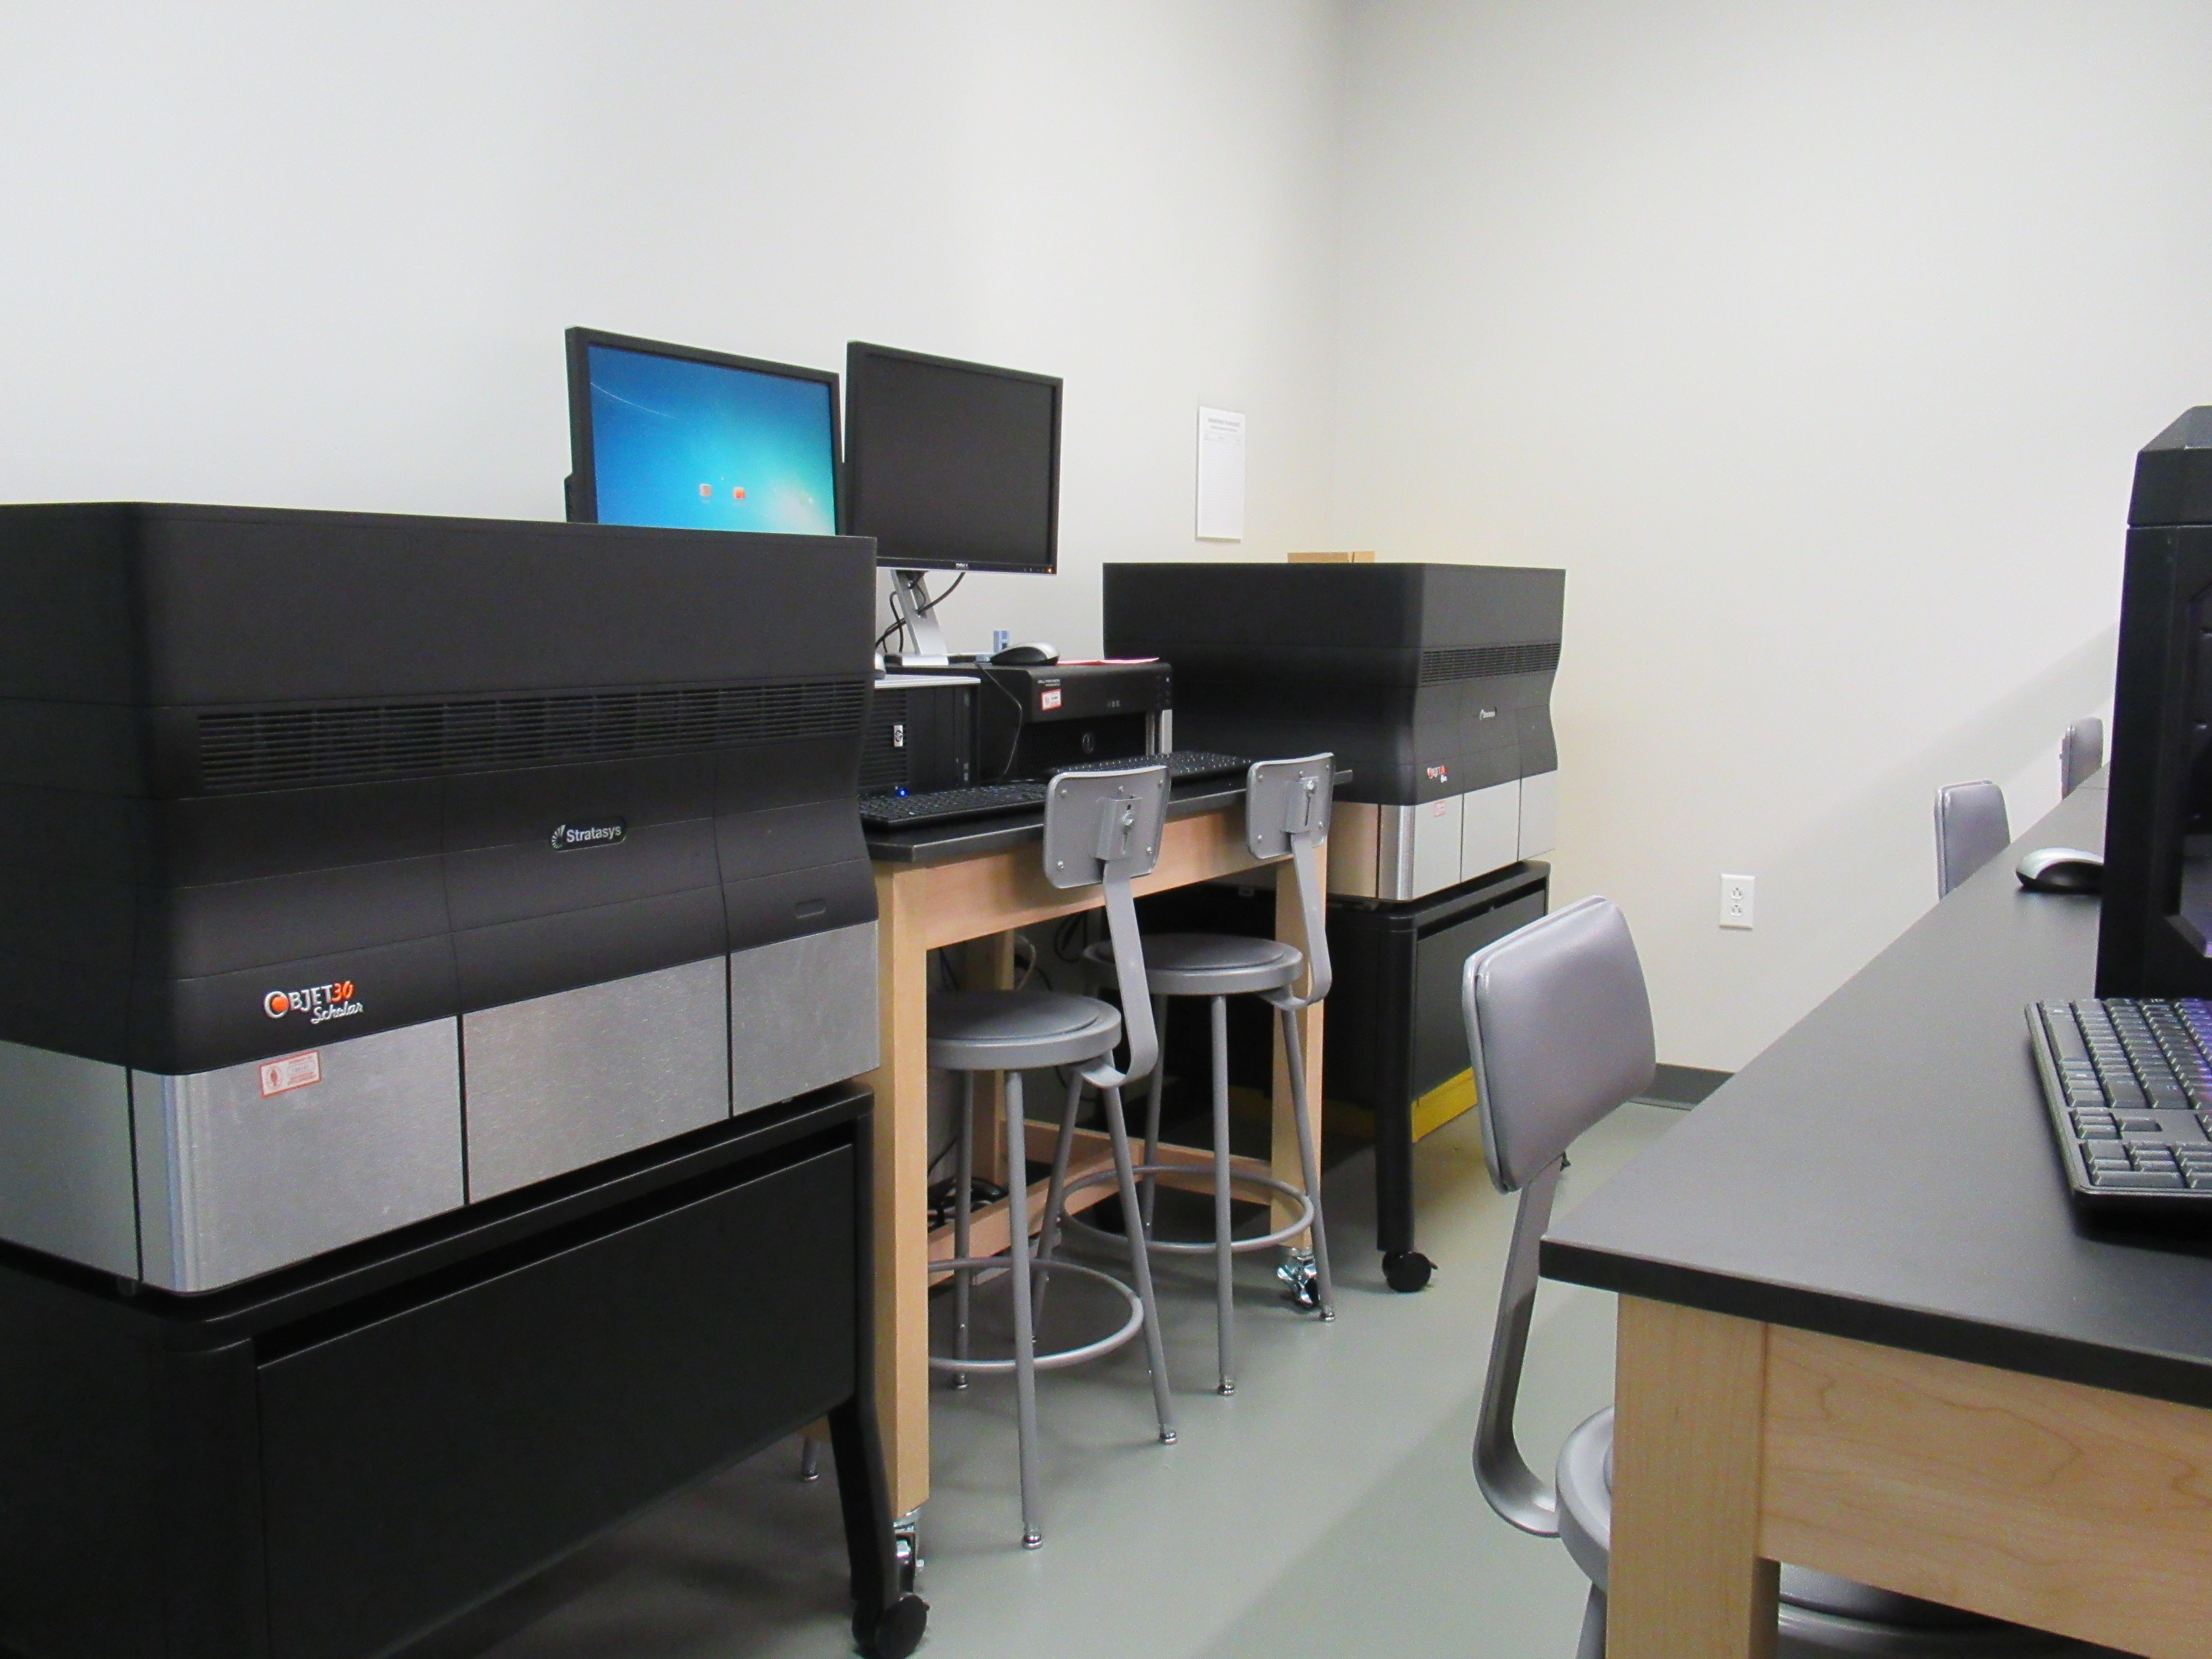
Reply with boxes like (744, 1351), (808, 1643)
(927, 990), (1122, 1070)
(1084, 933), (1302, 998)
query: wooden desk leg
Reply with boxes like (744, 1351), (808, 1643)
(864, 867), (932, 1520)
(1610, 1296), (1778, 1659)
(1270, 862), (1325, 1243)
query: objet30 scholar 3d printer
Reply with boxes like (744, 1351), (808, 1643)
(0, 504), (879, 1292)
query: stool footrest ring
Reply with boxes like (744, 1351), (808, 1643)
(1054, 1164), (1318, 1254)
(926, 1256), (1145, 1374)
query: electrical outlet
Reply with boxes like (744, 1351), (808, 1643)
(1720, 873), (1755, 930)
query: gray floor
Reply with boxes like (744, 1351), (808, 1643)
(405, 1102), (1681, 1659)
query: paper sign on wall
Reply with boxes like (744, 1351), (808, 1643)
(1196, 407), (1246, 541)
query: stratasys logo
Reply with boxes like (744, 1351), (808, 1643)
(263, 980), (362, 1025)
(551, 818), (628, 850)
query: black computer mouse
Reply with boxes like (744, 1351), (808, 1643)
(992, 643), (1059, 666)
(2017, 846), (2104, 894)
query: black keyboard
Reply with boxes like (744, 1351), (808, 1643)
(858, 751), (1250, 830)
(2028, 998), (2212, 1212)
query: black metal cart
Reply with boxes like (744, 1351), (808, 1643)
(1141, 861), (1548, 1291)
(0, 1082), (923, 1659)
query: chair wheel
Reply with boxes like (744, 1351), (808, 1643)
(856, 1592), (928, 1659)
(1383, 1249), (1434, 1293)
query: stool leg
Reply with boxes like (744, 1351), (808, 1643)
(1141, 995), (1168, 1233)
(1034, 1069), (1084, 1321)
(953, 1071), (975, 1389)
(1279, 1004), (1336, 1321)
(1210, 995), (1236, 1395)
(1100, 1080), (1177, 1443)
(1003, 1069), (1044, 1548)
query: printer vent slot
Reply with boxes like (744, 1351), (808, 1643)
(1418, 642), (1562, 685)
(195, 680), (866, 794)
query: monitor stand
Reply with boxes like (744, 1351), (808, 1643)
(889, 570), (953, 665)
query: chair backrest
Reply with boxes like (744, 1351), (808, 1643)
(1466, 896), (1655, 1195)
(1246, 754), (1334, 1006)
(2061, 717), (2105, 797)
(1934, 780), (2011, 898)
(1044, 764), (1169, 1085)
(1461, 896), (1655, 1539)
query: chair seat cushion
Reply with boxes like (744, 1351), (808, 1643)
(1556, 1406), (1612, 1591)
(1086, 932), (1303, 998)
(927, 990), (1122, 1071)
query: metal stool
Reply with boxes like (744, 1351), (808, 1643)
(928, 764), (1176, 1549)
(1065, 754), (1337, 1396)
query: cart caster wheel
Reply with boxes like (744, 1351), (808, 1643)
(892, 1524), (923, 1593)
(856, 1592), (928, 1659)
(1383, 1250), (1434, 1293)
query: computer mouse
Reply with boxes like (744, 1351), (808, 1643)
(2017, 846), (2104, 895)
(992, 643), (1059, 666)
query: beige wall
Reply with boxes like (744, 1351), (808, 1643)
(11, 2), (2212, 1071)
(1330, 0), (2212, 1068)
(0, 0), (1347, 656)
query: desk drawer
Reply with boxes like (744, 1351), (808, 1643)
(255, 1142), (855, 1659)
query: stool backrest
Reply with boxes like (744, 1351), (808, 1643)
(1247, 754), (1334, 1006)
(1044, 765), (1169, 1085)
(1461, 896), (1654, 1538)
(1935, 780), (2011, 897)
(2061, 716), (2104, 797)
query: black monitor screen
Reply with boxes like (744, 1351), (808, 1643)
(566, 328), (839, 535)
(843, 343), (1060, 573)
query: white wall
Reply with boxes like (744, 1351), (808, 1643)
(1332, 0), (2212, 1069)
(0, 0), (1347, 657)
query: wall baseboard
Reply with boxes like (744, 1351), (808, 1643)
(1638, 1063), (1731, 1110)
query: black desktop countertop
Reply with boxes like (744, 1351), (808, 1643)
(863, 769), (1353, 866)
(1543, 779), (2212, 1413)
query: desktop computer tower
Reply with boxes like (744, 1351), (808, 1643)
(1104, 562), (1563, 900)
(2100, 407), (2212, 998)
(863, 674), (978, 795)
(0, 504), (880, 1291)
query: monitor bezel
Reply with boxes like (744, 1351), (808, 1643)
(842, 341), (1062, 574)
(564, 326), (842, 530)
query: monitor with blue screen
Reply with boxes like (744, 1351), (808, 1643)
(564, 328), (839, 535)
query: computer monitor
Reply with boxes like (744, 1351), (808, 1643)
(844, 343), (1061, 661)
(565, 327), (840, 536)
(842, 343), (1060, 574)
(2097, 406), (2212, 997)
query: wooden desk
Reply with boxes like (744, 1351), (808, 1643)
(1546, 780), (2212, 1659)
(864, 779), (1324, 1519)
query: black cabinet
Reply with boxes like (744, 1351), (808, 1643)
(0, 1085), (921, 1659)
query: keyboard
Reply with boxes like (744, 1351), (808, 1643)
(858, 751), (1251, 830)
(2028, 998), (2212, 1213)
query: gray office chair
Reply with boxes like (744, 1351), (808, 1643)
(1063, 756), (1337, 1396)
(928, 764), (1176, 1549)
(2061, 718), (2104, 797)
(1935, 780), (2011, 898)
(1466, 897), (2089, 1659)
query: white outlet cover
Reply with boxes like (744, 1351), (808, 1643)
(1720, 873), (1755, 930)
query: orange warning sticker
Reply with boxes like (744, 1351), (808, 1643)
(259, 1051), (322, 1097)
